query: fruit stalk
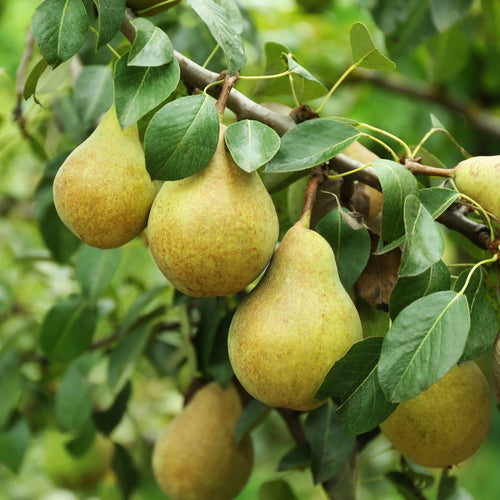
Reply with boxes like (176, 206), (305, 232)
(215, 71), (240, 118)
(300, 167), (327, 227)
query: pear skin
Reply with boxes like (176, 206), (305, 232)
(147, 125), (279, 297)
(228, 216), (363, 411)
(380, 361), (492, 468)
(152, 382), (254, 500)
(453, 155), (500, 219)
(53, 107), (156, 249)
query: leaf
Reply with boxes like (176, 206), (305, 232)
(350, 22), (396, 70)
(316, 207), (371, 289)
(386, 471), (428, 500)
(304, 401), (356, 484)
(225, 120), (280, 172)
(73, 65), (114, 127)
(75, 245), (122, 304)
(315, 338), (397, 435)
(128, 18), (174, 67)
(220, 0), (244, 35)
(259, 479), (299, 500)
(430, 0), (474, 32)
(0, 417), (30, 473)
(114, 56), (180, 129)
(40, 295), (98, 363)
(265, 119), (360, 173)
(284, 54), (328, 101)
(93, 382), (132, 435)
(454, 268), (500, 362)
(144, 94), (220, 180)
(378, 291), (470, 402)
(418, 187), (460, 219)
(92, 0), (126, 50)
(0, 351), (23, 429)
(23, 58), (48, 100)
(32, 0), (89, 67)
(186, 0), (246, 74)
(66, 420), (96, 457)
(277, 444), (311, 471)
(235, 399), (270, 444)
(399, 195), (445, 277)
(372, 159), (419, 242)
(113, 443), (139, 500)
(438, 473), (473, 500)
(389, 260), (451, 320)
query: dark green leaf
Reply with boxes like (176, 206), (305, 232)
(75, 245), (122, 303)
(92, 0), (126, 50)
(438, 473), (473, 500)
(114, 56), (180, 129)
(206, 313), (235, 387)
(304, 401), (356, 484)
(259, 479), (299, 500)
(386, 471), (427, 500)
(0, 417), (30, 473)
(113, 443), (139, 500)
(277, 444), (311, 472)
(389, 260), (451, 320)
(285, 54), (328, 101)
(372, 159), (419, 242)
(129, 18), (174, 67)
(266, 119), (360, 173)
(235, 399), (270, 444)
(315, 337), (397, 435)
(32, 0), (89, 66)
(225, 120), (280, 172)
(316, 207), (371, 289)
(399, 195), (445, 277)
(52, 94), (88, 143)
(93, 382), (132, 435)
(23, 58), (48, 100)
(144, 94), (219, 180)
(186, 0), (246, 74)
(350, 22), (396, 70)
(378, 291), (470, 402)
(0, 351), (23, 429)
(40, 295), (98, 363)
(65, 420), (96, 457)
(418, 187), (460, 219)
(430, 0), (474, 31)
(254, 41), (291, 98)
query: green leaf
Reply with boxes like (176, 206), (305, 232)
(254, 42), (291, 97)
(315, 337), (397, 435)
(430, 0), (474, 32)
(93, 382), (132, 435)
(23, 58), (48, 100)
(144, 94), (220, 180)
(389, 260), (451, 320)
(399, 195), (445, 277)
(186, 0), (246, 74)
(277, 444), (311, 471)
(284, 54), (328, 101)
(235, 399), (270, 445)
(372, 159), (419, 242)
(350, 22), (396, 70)
(0, 351), (23, 429)
(75, 245), (122, 304)
(454, 268), (500, 362)
(304, 401), (356, 484)
(418, 187), (460, 219)
(378, 291), (470, 402)
(73, 65), (114, 128)
(386, 471), (428, 500)
(113, 443), (139, 500)
(66, 420), (96, 457)
(92, 0), (126, 50)
(220, 0), (244, 35)
(114, 56), (180, 129)
(32, 0), (89, 67)
(128, 18), (174, 67)
(438, 473), (473, 500)
(40, 295), (98, 363)
(259, 479), (299, 500)
(266, 119), (360, 173)
(225, 120), (280, 172)
(316, 207), (371, 289)
(0, 417), (30, 473)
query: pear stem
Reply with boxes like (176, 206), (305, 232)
(300, 167), (326, 228)
(215, 71), (240, 119)
(404, 160), (455, 178)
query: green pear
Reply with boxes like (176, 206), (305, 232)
(43, 430), (114, 490)
(453, 155), (500, 219)
(147, 125), (279, 297)
(152, 382), (254, 500)
(53, 106), (156, 249)
(380, 361), (492, 468)
(127, 0), (182, 16)
(227, 212), (363, 411)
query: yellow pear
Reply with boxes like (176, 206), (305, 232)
(147, 125), (279, 297)
(53, 106), (156, 249)
(152, 382), (254, 500)
(453, 155), (500, 219)
(380, 361), (492, 468)
(228, 212), (363, 411)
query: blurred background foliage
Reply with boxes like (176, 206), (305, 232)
(1, 0), (500, 499)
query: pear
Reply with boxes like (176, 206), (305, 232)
(147, 125), (279, 297)
(380, 361), (492, 468)
(453, 155), (500, 219)
(53, 106), (156, 249)
(227, 212), (363, 411)
(152, 382), (254, 500)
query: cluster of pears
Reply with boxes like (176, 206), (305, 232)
(152, 382), (254, 500)
(380, 361), (492, 468)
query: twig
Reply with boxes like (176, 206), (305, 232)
(215, 71), (239, 117)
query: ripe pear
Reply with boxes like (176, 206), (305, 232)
(380, 361), (492, 468)
(452, 155), (500, 219)
(147, 125), (279, 297)
(227, 212), (363, 411)
(53, 106), (156, 249)
(152, 382), (254, 500)
(127, 0), (182, 16)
